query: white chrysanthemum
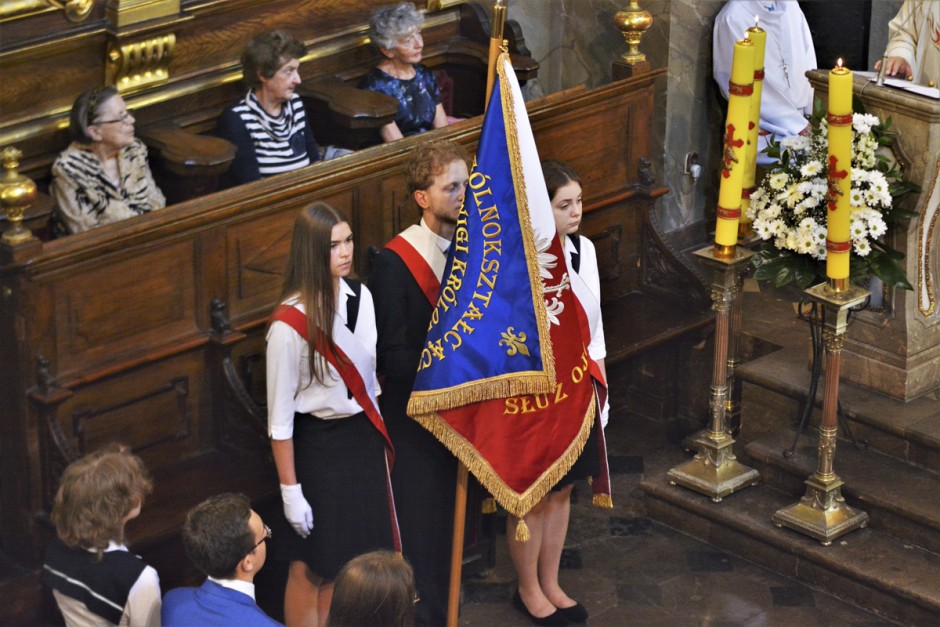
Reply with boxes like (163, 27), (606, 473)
(770, 219), (787, 236)
(798, 217), (817, 230)
(780, 135), (811, 151)
(815, 245), (827, 260)
(849, 188), (865, 207)
(868, 217), (887, 238)
(769, 172), (789, 190)
(750, 187), (766, 203)
(754, 220), (773, 239)
(814, 226), (827, 243)
(763, 203), (782, 219)
(797, 234), (816, 254)
(850, 219), (868, 240)
(800, 160), (823, 177)
(854, 239), (872, 256)
(784, 185), (803, 207)
(803, 194), (820, 209)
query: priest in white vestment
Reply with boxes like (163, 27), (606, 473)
(877, 0), (940, 87)
(713, 1), (817, 165)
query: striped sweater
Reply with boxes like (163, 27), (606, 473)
(217, 91), (320, 187)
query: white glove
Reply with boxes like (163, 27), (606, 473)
(280, 483), (313, 538)
(600, 395), (610, 430)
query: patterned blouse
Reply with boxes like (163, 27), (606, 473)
(359, 64), (441, 141)
(217, 92), (320, 187)
(51, 138), (166, 235)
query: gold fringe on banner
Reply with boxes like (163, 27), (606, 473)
(407, 370), (552, 416)
(515, 517), (531, 542)
(592, 494), (613, 509)
(413, 398), (595, 523)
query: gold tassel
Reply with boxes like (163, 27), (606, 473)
(515, 517), (531, 542)
(482, 497), (497, 514)
(593, 493), (614, 509)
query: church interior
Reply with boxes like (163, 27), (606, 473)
(1, 0), (938, 624)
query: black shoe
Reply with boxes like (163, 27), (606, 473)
(557, 602), (588, 623)
(512, 590), (569, 626)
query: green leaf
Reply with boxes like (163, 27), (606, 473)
(868, 252), (913, 290)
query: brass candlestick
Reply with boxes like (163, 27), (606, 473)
(668, 245), (760, 502)
(773, 280), (869, 545)
(0, 147), (37, 245)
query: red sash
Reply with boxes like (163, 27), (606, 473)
(385, 235), (441, 307)
(271, 304), (402, 551)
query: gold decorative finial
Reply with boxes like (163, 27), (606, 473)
(614, 1), (653, 64)
(47, 0), (94, 23)
(0, 147), (38, 245)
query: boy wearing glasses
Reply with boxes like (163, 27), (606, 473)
(162, 493), (281, 626)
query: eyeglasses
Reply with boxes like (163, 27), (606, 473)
(399, 31), (423, 49)
(94, 111), (132, 126)
(249, 524), (272, 553)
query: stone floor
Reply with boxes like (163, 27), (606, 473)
(456, 409), (898, 626)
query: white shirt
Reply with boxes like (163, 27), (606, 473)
(714, 1), (817, 164)
(207, 576), (256, 601)
(266, 281), (381, 439)
(53, 542), (161, 627)
(565, 235), (606, 361)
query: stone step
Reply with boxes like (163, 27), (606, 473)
(743, 430), (940, 555)
(737, 342), (940, 475)
(639, 447), (940, 626)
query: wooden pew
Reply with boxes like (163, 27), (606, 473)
(0, 0), (536, 205)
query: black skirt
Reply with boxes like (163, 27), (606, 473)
(553, 418), (600, 491)
(272, 411), (395, 580)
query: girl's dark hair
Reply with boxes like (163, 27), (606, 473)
(69, 86), (120, 143)
(328, 550), (416, 627)
(278, 202), (351, 385)
(242, 30), (307, 91)
(541, 159), (583, 201)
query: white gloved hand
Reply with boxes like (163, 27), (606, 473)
(280, 483), (313, 538)
(600, 395), (610, 430)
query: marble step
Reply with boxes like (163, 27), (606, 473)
(639, 447), (940, 626)
(743, 430), (940, 556)
(736, 343), (940, 475)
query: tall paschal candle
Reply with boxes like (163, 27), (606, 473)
(826, 59), (853, 281)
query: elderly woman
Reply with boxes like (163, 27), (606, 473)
(218, 30), (321, 188)
(360, 2), (448, 144)
(51, 87), (165, 235)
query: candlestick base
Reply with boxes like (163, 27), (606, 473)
(772, 474), (869, 545)
(668, 431), (760, 502)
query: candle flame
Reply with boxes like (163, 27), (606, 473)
(837, 57), (844, 68)
(754, 15), (759, 27)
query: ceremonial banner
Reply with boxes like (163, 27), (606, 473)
(407, 53), (610, 525)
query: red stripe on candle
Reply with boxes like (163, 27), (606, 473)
(754, 68), (765, 80)
(827, 112), (853, 125)
(741, 187), (754, 199)
(826, 239), (852, 253)
(728, 81), (754, 96)
(717, 206), (741, 219)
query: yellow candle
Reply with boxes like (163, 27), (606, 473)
(715, 36), (755, 251)
(740, 22), (766, 234)
(826, 59), (853, 281)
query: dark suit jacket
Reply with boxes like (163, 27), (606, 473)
(162, 580), (282, 627)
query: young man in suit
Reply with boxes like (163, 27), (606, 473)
(162, 493), (282, 626)
(369, 139), (470, 626)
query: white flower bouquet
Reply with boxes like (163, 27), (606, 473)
(748, 104), (918, 289)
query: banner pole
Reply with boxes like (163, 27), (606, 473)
(484, 0), (506, 104)
(446, 463), (469, 627)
